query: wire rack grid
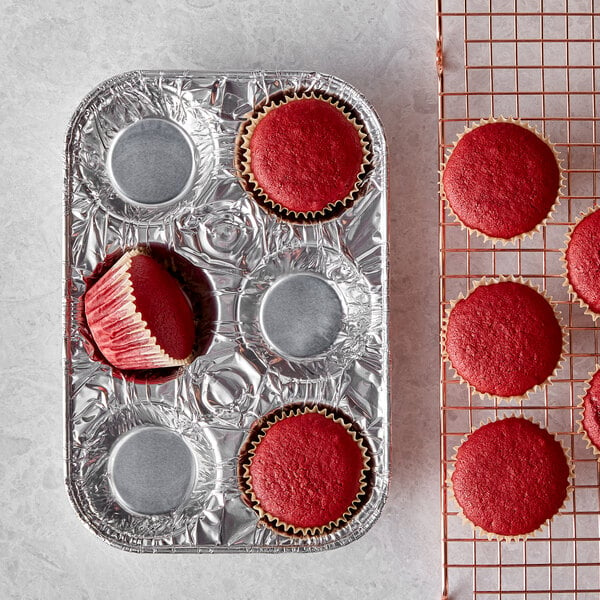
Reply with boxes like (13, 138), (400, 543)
(438, 1), (600, 598)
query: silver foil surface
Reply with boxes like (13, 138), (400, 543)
(64, 70), (389, 552)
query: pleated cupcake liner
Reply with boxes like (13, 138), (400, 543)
(84, 249), (192, 370)
(441, 276), (567, 403)
(236, 91), (371, 222)
(440, 116), (565, 245)
(447, 414), (574, 542)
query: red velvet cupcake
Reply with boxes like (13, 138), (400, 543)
(441, 118), (563, 242)
(239, 405), (370, 537)
(451, 417), (571, 540)
(84, 249), (195, 370)
(580, 367), (600, 455)
(237, 91), (370, 221)
(564, 207), (600, 320)
(443, 279), (564, 400)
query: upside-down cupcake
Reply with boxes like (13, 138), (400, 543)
(441, 117), (563, 242)
(442, 278), (564, 400)
(239, 405), (371, 537)
(580, 367), (600, 455)
(563, 206), (600, 320)
(451, 416), (572, 540)
(84, 248), (195, 371)
(236, 91), (371, 222)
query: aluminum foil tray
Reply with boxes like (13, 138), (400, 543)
(63, 70), (389, 553)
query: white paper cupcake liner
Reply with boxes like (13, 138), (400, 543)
(441, 276), (567, 403)
(440, 116), (565, 245)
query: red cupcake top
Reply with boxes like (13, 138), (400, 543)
(452, 417), (570, 538)
(565, 208), (600, 317)
(245, 408), (368, 533)
(442, 121), (561, 240)
(582, 368), (600, 452)
(243, 95), (367, 217)
(444, 281), (563, 398)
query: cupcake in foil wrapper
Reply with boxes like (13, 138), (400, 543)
(449, 415), (573, 541)
(236, 91), (371, 222)
(239, 405), (371, 537)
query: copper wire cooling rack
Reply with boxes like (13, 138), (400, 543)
(438, 1), (600, 598)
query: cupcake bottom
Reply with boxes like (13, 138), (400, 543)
(84, 249), (194, 371)
(80, 245), (217, 383)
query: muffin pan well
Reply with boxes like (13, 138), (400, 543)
(106, 117), (197, 207)
(64, 71), (388, 552)
(107, 425), (197, 517)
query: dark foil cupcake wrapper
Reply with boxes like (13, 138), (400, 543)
(236, 91), (372, 222)
(238, 404), (372, 538)
(64, 70), (389, 552)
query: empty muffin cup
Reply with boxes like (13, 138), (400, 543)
(259, 273), (344, 360)
(237, 245), (374, 379)
(106, 117), (196, 206)
(73, 402), (221, 542)
(107, 425), (197, 516)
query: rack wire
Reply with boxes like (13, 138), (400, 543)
(438, 1), (600, 598)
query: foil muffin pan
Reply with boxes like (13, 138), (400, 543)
(63, 70), (389, 552)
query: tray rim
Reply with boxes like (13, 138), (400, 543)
(63, 68), (391, 553)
